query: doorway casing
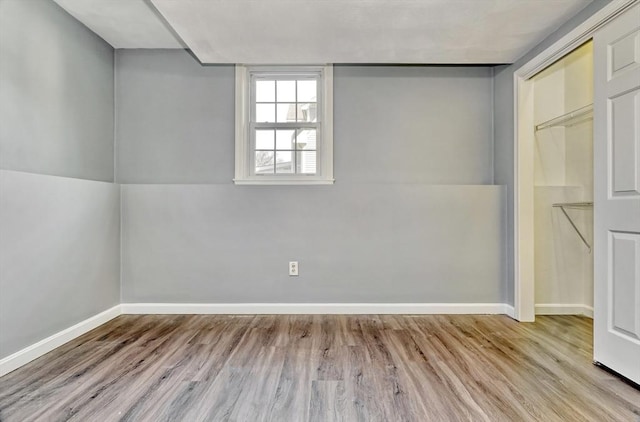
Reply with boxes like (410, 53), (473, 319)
(512, 0), (638, 322)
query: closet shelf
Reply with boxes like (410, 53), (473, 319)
(552, 202), (593, 207)
(552, 202), (593, 252)
(535, 104), (593, 132)
(534, 185), (583, 188)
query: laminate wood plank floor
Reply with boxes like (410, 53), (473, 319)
(1, 315), (639, 421)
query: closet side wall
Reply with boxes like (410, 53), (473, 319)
(565, 44), (594, 309)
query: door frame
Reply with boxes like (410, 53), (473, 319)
(512, 0), (637, 322)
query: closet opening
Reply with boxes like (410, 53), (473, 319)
(531, 41), (594, 319)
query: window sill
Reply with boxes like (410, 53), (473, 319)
(233, 178), (335, 185)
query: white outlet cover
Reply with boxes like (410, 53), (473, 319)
(289, 261), (298, 276)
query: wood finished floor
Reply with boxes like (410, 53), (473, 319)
(1, 315), (639, 422)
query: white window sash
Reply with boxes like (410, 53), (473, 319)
(234, 65), (334, 185)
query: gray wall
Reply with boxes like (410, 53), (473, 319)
(117, 51), (505, 304)
(0, 0), (119, 359)
(116, 54), (494, 184)
(493, 0), (611, 305)
(334, 66), (493, 184)
(115, 51), (234, 184)
(122, 184), (504, 303)
(0, 171), (120, 358)
(0, 0), (115, 182)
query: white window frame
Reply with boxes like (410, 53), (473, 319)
(234, 65), (334, 185)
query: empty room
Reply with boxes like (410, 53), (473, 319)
(1, 0), (639, 420)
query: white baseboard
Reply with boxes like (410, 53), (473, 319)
(0, 305), (121, 377)
(583, 306), (594, 318)
(535, 304), (593, 318)
(503, 304), (516, 319)
(120, 302), (513, 315)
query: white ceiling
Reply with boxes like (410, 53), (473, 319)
(53, 0), (184, 48)
(54, 0), (593, 64)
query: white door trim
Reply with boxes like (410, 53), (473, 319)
(512, 0), (638, 321)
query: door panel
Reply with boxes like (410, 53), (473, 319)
(609, 29), (640, 78)
(611, 88), (640, 195)
(594, 3), (640, 385)
(610, 232), (640, 339)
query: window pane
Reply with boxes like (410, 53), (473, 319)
(296, 151), (316, 174)
(297, 103), (317, 122)
(256, 80), (275, 102)
(277, 103), (296, 122)
(255, 130), (274, 149)
(275, 151), (293, 174)
(255, 103), (275, 123)
(276, 129), (295, 150)
(296, 129), (316, 150)
(277, 80), (295, 102)
(255, 151), (274, 174)
(297, 80), (317, 102)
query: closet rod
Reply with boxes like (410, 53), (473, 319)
(552, 202), (593, 252)
(535, 104), (593, 132)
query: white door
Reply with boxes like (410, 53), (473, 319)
(593, 3), (640, 385)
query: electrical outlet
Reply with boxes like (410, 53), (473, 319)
(289, 261), (299, 276)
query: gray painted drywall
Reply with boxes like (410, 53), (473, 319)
(0, 170), (120, 359)
(115, 50), (234, 184)
(334, 66), (493, 184)
(122, 184), (504, 303)
(492, 0), (612, 305)
(0, 0), (115, 182)
(0, 0), (120, 360)
(116, 52), (504, 303)
(116, 52), (494, 185)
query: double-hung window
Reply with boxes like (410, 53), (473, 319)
(234, 65), (334, 184)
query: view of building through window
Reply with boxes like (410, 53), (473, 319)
(253, 79), (318, 175)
